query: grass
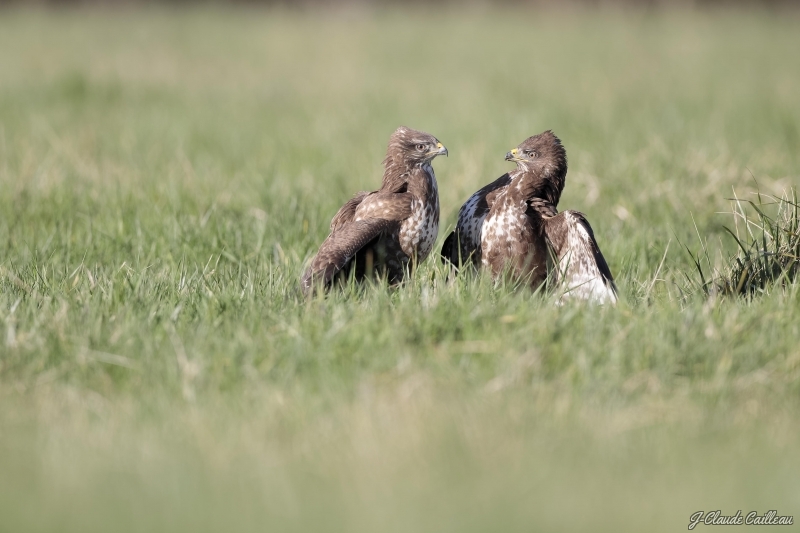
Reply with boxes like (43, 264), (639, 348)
(1, 5), (799, 532)
(685, 188), (799, 297)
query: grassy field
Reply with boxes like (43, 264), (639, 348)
(1, 6), (799, 532)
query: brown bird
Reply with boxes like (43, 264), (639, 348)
(301, 126), (448, 295)
(441, 131), (617, 304)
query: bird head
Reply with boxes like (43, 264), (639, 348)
(505, 130), (568, 205)
(386, 126), (448, 167)
(505, 130), (567, 176)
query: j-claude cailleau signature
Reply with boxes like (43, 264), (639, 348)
(689, 510), (793, 529)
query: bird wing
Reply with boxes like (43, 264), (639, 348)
(353, 192), (413, 221)
(469, 173), (513, 219)
(542, 210), (618, 304)
(440, 230), (462, 267)
(441, 173), (513, 268)
(302, 192), (413, 295)
(301, 218), (399, 295)
(381, 170), (411, 197)
(330, 191), (371, 231)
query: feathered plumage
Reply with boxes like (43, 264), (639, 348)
(543, 210), (617, 304)
(301, 126), (447, 295)
(441, 130), (617, 303)
(441, 131), (566, 275)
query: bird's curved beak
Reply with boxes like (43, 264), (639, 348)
(505, 148), (520, 162)
(433, 141), (448, 158)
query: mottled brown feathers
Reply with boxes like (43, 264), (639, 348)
(441, 131), (567, 273)
(330, 192), (369, 231)
(440, 173), (512, 268)
(381, 126), (441, 193)
(353, 192), (414, 222)
(441, 130), (617, 303)
(513, 130), (568, 208)
(303, 127), (616, 302)
(543, 211), (617, 304)
(301, 126), (446, 295)
(480, 190), (550, 288)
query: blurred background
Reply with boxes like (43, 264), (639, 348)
(1, 1), (799, 532)
(1, 0), (798, 6)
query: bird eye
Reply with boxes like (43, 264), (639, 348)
(416, 144), (426, 151)
(526, 151), (536, 158)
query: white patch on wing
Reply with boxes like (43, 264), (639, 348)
(555, 212), (617, 305)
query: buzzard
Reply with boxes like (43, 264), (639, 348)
(441, 131), (617, 304)
(301, 126), (448, 295)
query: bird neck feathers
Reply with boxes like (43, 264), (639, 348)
(381, 156), (435, 193)
(510, 165), (565, 208)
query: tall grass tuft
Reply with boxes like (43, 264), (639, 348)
(685, 188), (799, 298)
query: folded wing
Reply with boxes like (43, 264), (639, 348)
(353, 192), (413, 222)
(543, 210), (618, 304)
(330, 191), (370, 231)
(301, 192), (413, 295)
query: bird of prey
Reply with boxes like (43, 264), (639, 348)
(441, 131), (617, 304)
(301, 126), (448, 295)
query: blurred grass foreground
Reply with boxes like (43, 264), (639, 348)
(1, 4), (800, 532)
